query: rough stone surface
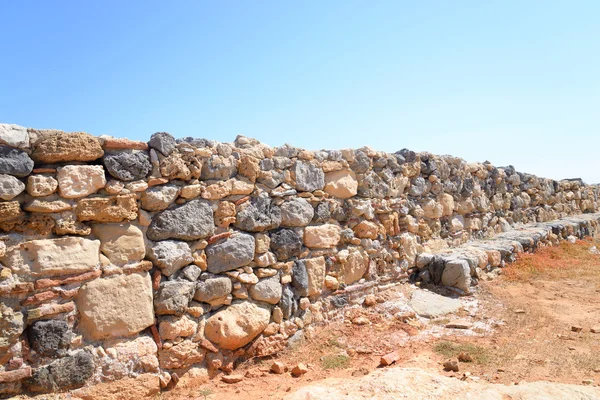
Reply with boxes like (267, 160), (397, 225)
(0, 174), (25, 200)
(0, 304), (24, 354)
(147, 240), (194, 276)
(206, 233), (255, 273)
(441, 259), (471, 293)
(57, 165), (106, 198)
(234, 197), (282, 232)
(249, 275), (282, 304)
(154, 280), (195, 315)
(0, 123), (29, 149)
(409, 290), (461, 318)
(26, 351), (94, 392)
(20, 237), (100, 276)
(26, 175), (58, 197)
(158, 339), (205, 369)
(148, 132), (176, 156)
(270, 229), (303, 260)
(194, 277), (233, 304)
(324, 169), (358, 199)
(103, 150), (152, 181)
(281, 198), (314, 227)
(304, 224), (341, 248)
(201, 155), (237, 180)
(76, 194), (138, 222)
(76, 272), (154, 340)
(205, 301), (270, 350)
(27, 320), (71, 357)
(293, 161), (325, 192)
(0, 145), (34, 177)
(71, 373), (160, 400)
(304, 256), (326, 296)
(92, 223), (145, 266)
(341, 248), (369, 285)
(141, 184), (181, 211)
(147, 199), (214, 241)
(31, 131), (103, 163)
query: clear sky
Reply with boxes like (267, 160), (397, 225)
(1, 1), (599, 182)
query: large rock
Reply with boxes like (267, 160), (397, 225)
(97, 336), (159, 379)
(270, 229), (303, 260)
(30, 131), (103, 163)
(304, 224), (341, 248)
(147, 240), (194, 276)
(25, 351), (94, 392)
(292, 161), (325, 192)
(0, 145), (34, 177)
(92, 223), (145, 266)
(280, 198), (314, 227)
(201, 155), (237, 180)
(324, 169), (358, 199)
(76, 194), (138, 222)
(57, 165), (106, 198)
(249, 275), (282, 304)
(76, 273), (153, 340)
(147, 199), (214, 241)
(441, 259), (471, 293)
(20, 237), (100, 276)
(357, 171), (389, 198)
(26, 175), (58, 197)
(409, 290), (461, 318)
(148, 132), (176, 156)
(0, 123), (29, 149)
(0, 174), (25, 200)
(27, 320), (71, 357)
(194, 277), (233, 304)
(103, 150), (152, 181)
(204, 301), (270, 350)
(206, 233), (255, 273)
(141, 184), (181, 211)
(234, 196), (282, 232)
(154, 280), (195, 315)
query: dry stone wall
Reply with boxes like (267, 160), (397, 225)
(0, 122), (598, 395)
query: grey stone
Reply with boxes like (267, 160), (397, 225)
(0, 174), (25, 200)
(249, 275), (282, 305)
(350, 150), (371, 173)
(441, 259), (471, 293)
(313, 202), (331, 223)
(103, 150), (152, 181)
(154, 280), (195, 315)
(141, 184), (181, 211)
(180, 264), (202, 281)
(28, 320), (71, 357)
(357, 171), (389, 198)
(291, 260), (309, 296)
(206, 233), (255, 273)
(234, 197), (282, 232)
(274, 144), (299, 158)
(409, 290), (461, 318)
(280, 198), (314, 227)
(148, 132), (176, 156)
(26, 351), (94, 392)
(293, 161), (325, 192)
(147, 240), (194, 277)
(416, 253), (435, 269)
(280, 285), (297, 319)
(194, 277), (232, 304)
(0, 124), (29, 149)
(270, 229), (303, 260)
(0, 145), (34, 177)
(201, 155), (237, 180)
(408, 177), (428, 197)
(147, 199), (215, 241)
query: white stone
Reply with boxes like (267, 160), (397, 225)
(57, 165), (107, 198)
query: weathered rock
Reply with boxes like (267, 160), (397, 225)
(341, 247), (369, 284)
(441, 259), (471, 293)
(147, 240), (194, 276)
(280, 285), (297, 319)
(57, 165), (106, 198)
(291, 260), (309, 296)
(27, 320), (71, 357)
(234, 197), (282, 232)
(158, 339), (205, 369)
(304, 224), (341, 248)
(159, 315), (198, 340)
(0, 145), (34, 177)
(0, 174), (25, 200)
(357, 171), (389, 198)
(20, 237), (100, 276)
(154, 280), (195, 315)
(76, 194), (138, 222)
(71, 373), (160, 400)
(0, 124), (29, 149)
(291, 363), (309, 377)
(26, 351), (94, 392)
(24, 199), (71, 213)
(76, 273), (154, 340)
(249, 275), (282, 304)
(98, 336), (159, 379)
(141, 184), (181, 211)
(304, 256), (326, 296)
(148, 132), (176, 156)
(280, 198), (314, 227)
(0, 304), (24, 355)
(147, 199), (214, 241)
(92, 223), (145, 266)
(201, 155), (237, 180)
(353, 220), (379, 239)
(324, 169), (358, 199)
(206, 233), (255, 273)
(292, 161), (325, 192)
(205, 301), (271, 350)
(103, 150), (152, 181)
(194, 277), (233, 304)
(270, 229), (303, 260)
(31, 131), (103, 163)
(26, 175), (58, 197)
(409, 290), (461, 318)
(180, 264), (202, 281)
(0, 201), (21, 222)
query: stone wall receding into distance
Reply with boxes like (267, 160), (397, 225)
(0, 122), (599, 395)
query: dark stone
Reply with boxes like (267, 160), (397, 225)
(0, 145), (34, 177)
(28, 320), (71, 357)
(25, 351), (94, 393)
(408, 176), (428, 197)
(154, 280), (195, 315)
(350, 150), (371, 174)
(292, 161), (324, 192)
(177, 137), (216, 148)
(206, 233), (255, 274)
(279, 285), (297, 319)
(201, 155), (237, 180)
(330, 295), (349, 308)
(357, 171), (389, 198)
(313, 202), (331, 223)
(148, 132), (176, 156)
(274, 144), (299, 158)
(396, 148), (417, 163)
(270, 229), (302, 260)
(147, 199), (215, 241)
(291, 260), (309, 296)
(103, 150), (152, 181)
(234, 197), (281, 232)
(180, 264), (202, 281)
(194, 277), (232, 303)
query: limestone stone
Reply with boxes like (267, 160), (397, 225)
(234, 196), (282, 232)
(100, 336), (159, 378)
(180, 184), (202, 199)
(76, 194), (138, 222)
(0, 201), (21, 222)
(409, 290), (461, 318)
(215, 201), (236, 228)
(194, 277), (233, 304)
(92, 223), (145, 266)
(0, 123), (29, 149)
(147, 240), (194, 276)
(206, 233), (255, 273)
(440, 193), (455, 217)
(147, 199), (215, 241)
(26, 175), (58, 197)
(76, 273), (154, 340)
(324, 169), (358, 199)
(71, 373), (160, 400)
(27, 320), (71, 357)
(103, 150), (152, 181)
(441, 259), (471, 293)
(20, 237), (100, 276)
(270, 229), (303, 260)
(292, 161), (325, 192)
(159, 339), (205, 369)
(353, 221), (379, 239)
(154, 280), (195, 316)
(24, 199), (72, 213)
(249, 275), (282, 304)
(423, 199), (443, 219)
(0, 304), (24, 355)
(57, 165), (106, 198)
(159, 315), (197, 340)
(0, 174), (25, 200)
(237, 154), (260, 182)
(255, 233), (271, 254)
(304, 256), (326, 296)
(201, 155), (237, 180)
(31, 131), (103, 163)
(205, 301), (270, 350)
(341, 248), (369, 285)
(280, 198), (314, 227)
(304, 224), (341, 248)
(141, 184), (181, 211)
(0, 145), (34, 177)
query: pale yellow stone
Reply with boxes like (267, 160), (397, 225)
(20, 237), (100, 276)
(57, 165), (106, 198)
(304, 224), (341, 248)
(92, 223), (145, 266)
(324, 169), (358, 199)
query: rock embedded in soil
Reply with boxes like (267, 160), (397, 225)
(222, 374), (244, 384)
(446, 319), (473, 330)
(443, 359), (459, 372)
(291, 363), (309, 377)
(380, 351), (401, 367)
(271, 361), (286, 374)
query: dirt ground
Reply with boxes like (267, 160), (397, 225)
(162, 238), (600, 400)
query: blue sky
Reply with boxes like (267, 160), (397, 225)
(1, 1), (599, 182)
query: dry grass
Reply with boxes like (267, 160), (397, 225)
(433, 341), (491, 365)
(321, 354), (351, 370)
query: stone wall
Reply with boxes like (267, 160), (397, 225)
(0, 123), (598, 395)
